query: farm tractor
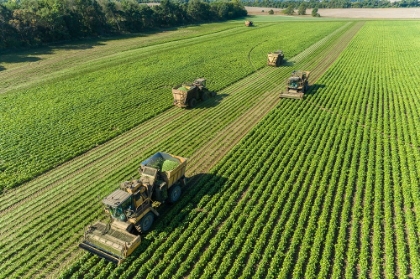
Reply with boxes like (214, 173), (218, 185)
(79, 152), (187, 264)
(280, 70), (310, 99)
(172, 78), (215, 108)
(245, 20), (253, 27)
(267, 50), (284, 67)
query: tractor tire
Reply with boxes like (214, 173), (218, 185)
(189, 98), (197, 108)
(136, 212), (154, 233)
(168, 184), (181, 203)
(201, 92), (208, 101)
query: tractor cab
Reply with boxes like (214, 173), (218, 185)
(193, 78), (206, 88)
(103, 190), (133, 222)
(288, 76), (301, 89)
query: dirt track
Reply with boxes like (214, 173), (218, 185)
(246, 7), (420, 19)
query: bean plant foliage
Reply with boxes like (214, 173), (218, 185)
(3, 18), (420, 279)
(0, 21), (341, 193)
(58, 21), (420, 279)
(0, 20), (347, 279)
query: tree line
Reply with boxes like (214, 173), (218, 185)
(0, 0), (247, 50)
(242, 0), (420, 9)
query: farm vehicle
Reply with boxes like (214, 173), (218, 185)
(267, 50), (284, 67)
(172, 78), (215, 108)
(280, 70), (310, 99)
(245, 20), (253, 27)
(79, 152), (187, 264)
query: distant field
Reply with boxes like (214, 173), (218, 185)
(246, 6), (420, 19)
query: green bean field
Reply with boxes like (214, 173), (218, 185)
(1, 17), (420, 279)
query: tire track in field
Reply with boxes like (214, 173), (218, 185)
(0, 21), (360, 279)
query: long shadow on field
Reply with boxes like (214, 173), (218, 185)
(306, 83), (325, 96)
(282, 60), (295, 67)
(0, 52), (44, 70)
(193, 93), (228, 109)
(115, 173), (228, 269)
(0, 40), (107, 70)
(53, 40), (106, 50)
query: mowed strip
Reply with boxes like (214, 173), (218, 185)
(0, 21), (357, 279)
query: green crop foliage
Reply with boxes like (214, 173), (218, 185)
(4, 19), (420, 279)
(0, 19), (349, 279)
(56, 20), (420, 278)
(0, 21), (342, 193)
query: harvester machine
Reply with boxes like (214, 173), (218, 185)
(245, 20), (253, 27)
(267, 50), (284, 67)
(280, 70), (310, 99)
(172, 78), (215, 108)
(79, 152), (188, 264)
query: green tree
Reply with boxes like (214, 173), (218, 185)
(0, 4), (19, 48)
(311, 6), (320, 17)
(99, 0), (122, 32)
(298, 3), (306, 15)
(187, 0), (211, 22)
(120, 0), (143, 32)
(283, 4), (294, 15)
(268, 9), (274, 14)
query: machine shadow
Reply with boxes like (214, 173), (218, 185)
(194, 93), (228, 109)
(282, 60), (295, 67)
(306, 83), (325, 96)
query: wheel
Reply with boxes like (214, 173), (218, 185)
(136, 212), (154, 233)
(201, 91), (208, 101)
(189, 98), (197, 108)
(168, 184), (181, 203)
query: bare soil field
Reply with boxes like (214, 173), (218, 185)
(246, 7), (420, 19)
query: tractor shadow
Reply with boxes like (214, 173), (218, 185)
(122, 173), (228, 265)
(306, 83), (325, 96)
(192, 93), (228, 109)
(281, 60), (295, 67)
